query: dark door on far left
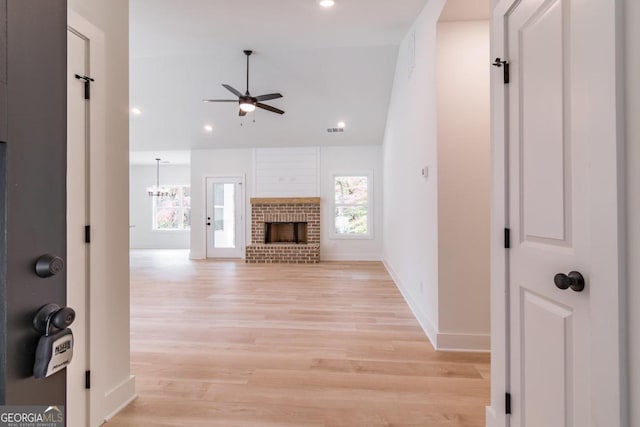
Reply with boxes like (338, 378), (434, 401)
(0, 0), (69, 410)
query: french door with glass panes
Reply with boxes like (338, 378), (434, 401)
(206, 177), (244, 258)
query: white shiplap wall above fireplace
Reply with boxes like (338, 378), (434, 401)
(253, 147), (320, 197)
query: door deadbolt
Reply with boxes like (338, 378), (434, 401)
(35, 254), (65, 278)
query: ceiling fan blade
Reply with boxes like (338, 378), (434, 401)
(203, 99), (237, 103)
(255, 93), (283, 102)
(256, 103), (285, 115)
(222, 84), (243, 98)
(239, 109), (247, 117)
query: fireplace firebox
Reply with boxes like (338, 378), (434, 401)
(265, 222), (308, 244)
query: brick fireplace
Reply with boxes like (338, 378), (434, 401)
(246, 197), (320, 264)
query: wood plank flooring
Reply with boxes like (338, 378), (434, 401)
(106, 250), (490, 427)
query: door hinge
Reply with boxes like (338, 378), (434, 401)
(85, 225), (91, 243)
(492, 58), (510, 84)
(504, 228), (511, 249)
(85, 370), (91, 389)
(74, 74), (95, 100)
(505, 392), (512, 415)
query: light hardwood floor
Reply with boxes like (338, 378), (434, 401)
(106, 250), (490, 427)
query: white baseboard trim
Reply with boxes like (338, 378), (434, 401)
(383, 259), (491, 353)
(189, 251), (205, 260)
(485, 406), (497, 427)
(321, 253), (382, 261)
(437, 332), (490, 352)
(382, 259), (438, 349)
(103, 375), (137, 422)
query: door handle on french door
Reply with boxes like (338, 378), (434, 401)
(554, 271), (585, 292)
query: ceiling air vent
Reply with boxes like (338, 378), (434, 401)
(326, 128), (345, 133)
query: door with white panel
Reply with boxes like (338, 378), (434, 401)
(206, 177), (244, 258)
(503, 0), (624, 425)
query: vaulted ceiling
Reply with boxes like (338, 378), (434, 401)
(129, 0), (430, 151)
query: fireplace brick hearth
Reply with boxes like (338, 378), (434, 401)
(246, 197), (320, 264)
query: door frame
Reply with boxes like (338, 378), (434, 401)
(487, 0), (627, 425)
(204, 175), (246, 259)
(67, 17), (91, 427)
(67, 9), (109, 427)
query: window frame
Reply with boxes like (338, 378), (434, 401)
(330, 172), (373, 240)
(152, 184), (191, 231)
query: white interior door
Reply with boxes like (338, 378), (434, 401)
(206, 177), (244, 258)
(504, 0), (624, 425)
(67, 25), (90, 427)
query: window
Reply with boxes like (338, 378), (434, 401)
(333, 174), (371, 238)
(153, 185), (191, 230)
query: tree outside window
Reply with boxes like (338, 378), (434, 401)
(334, 175), (371, 237)
(153, 185), (191, 230)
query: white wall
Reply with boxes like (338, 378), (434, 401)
(626, 0), (639, 423)
(130, 164), (190, 249)
(320, 146), (383, 261)
(67, 0), (133, 423)
(382, 1), (491, 351)
(436, 20), (490, 349)
(382, 0), (446, 345)
(190, 146), (383, 261)
(254, 147), (319, 197)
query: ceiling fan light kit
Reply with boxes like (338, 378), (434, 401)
(319, 0), (335, 8)
(240, 102), (256, 113)
(203, 50), (285, 117)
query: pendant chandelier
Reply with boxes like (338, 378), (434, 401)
(147, 158), (170, 198)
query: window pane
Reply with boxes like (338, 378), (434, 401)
(157, 188), (180, 208)
(152, 186), (190, 230)
(214, 207), (224, 230)
(335, 176), (368, 205)
(182, 186), (191, 208)
(156, 208), (180, 229)
(214, 184), (224, 206)
(335, 206), (368, 235)
(183, 208), (191, 229)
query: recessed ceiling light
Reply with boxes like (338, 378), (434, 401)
(337, 121), (346, 129)
(204, 124), (214, 132)
(319, 0), (335, 8)
(131, 108), (142, 115)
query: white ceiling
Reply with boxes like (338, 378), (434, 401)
(130, 150), (191, 165)
(130, 0), (490, 152)
(129, 0), (430, 151)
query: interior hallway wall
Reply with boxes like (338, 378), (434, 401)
(67, 0), (134, 421)
(436, 19), (491, 350)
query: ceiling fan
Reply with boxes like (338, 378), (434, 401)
(203, 50), (284, 116)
